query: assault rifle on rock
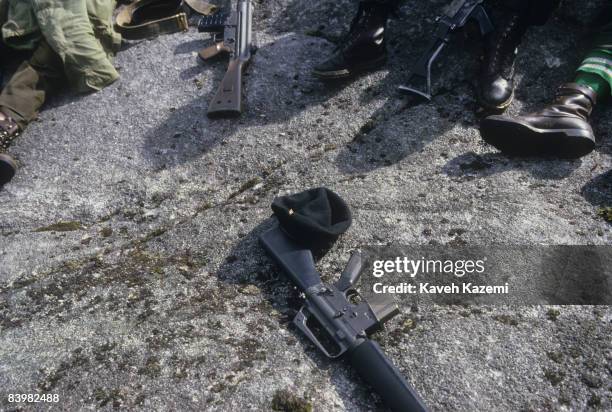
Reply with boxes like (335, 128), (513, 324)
(260, 227), (429, 412)
(198, 0), (253, 117)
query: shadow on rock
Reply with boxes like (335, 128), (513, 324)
(174, 38), (203, 55)
(141, 0), (490, 173)
(581, 169), (612, 208)
(331, 1), (489, 174)
(442, 151), (580, 180)
(140, 95), (223, 171)
(140, 36), (238, 170)
(140, 32), (367, 170)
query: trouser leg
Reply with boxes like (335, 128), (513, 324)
(0, 41), (65, 130)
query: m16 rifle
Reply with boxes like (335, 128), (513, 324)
(260, 226), (429, 412)
(399, 0), (494, 100)
(198, 0), (253, 117)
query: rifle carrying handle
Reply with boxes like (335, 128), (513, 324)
(348, 339), (429, 412)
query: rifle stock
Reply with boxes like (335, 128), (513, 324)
(199, 0), (253, 118)
(207, 59), (244, 118)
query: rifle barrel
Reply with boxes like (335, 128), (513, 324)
(349, 339), (429, 412)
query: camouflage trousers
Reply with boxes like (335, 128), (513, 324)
(0, 40), (64, 130)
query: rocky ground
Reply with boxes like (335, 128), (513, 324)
(1, 0), (611, 411)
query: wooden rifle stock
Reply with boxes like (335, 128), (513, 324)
(207, 59), (244, 118)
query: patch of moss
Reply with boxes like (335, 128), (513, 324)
(587, 394), (601, 407)
(546, 351), (563, 363)
(93, 342), (116, 362)
(493, 314), (518, 326)
(358, 118), (377, 136)
(544, 369), (565, 386)
(139, 356), (161, 377)
(210, 382), (226, 393)
(34, 221), (84, 232)
(271, 389), (312, 412)
(596, 207), (612, 222)
(2, 242), (210, 334)
(38, 350), (90, 391)
(97, 209), (120, 223)
(134, 393), (146, 405)
(581, 373), (602, 388)
(196, 202), (213, 213)
(94, 387), (125, 408)
(100, 227), (113, 237)
(228, 177), (262, 199)
(448, 228), (467, 237)
(568, 347), (581, 358)
(138, 227), (168, 243)
(323, 143), (337, 152)
(401, 316), (417, 332)
(547, 308), (560, 321)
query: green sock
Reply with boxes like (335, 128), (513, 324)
(575, 71), (610, 99)
(574, 26), (612, 101)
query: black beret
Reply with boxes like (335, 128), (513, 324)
(271, 187), (352, 249)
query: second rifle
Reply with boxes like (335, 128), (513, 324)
(198, 0), (253, 117)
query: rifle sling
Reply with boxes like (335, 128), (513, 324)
(115, 0), (215, 40)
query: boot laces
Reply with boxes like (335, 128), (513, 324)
(486, 13), (523, 78)
(339, 3), (381, 50)
(0, 115), (19, 151)
(348, 3), (370, 35)
(0, 130), (19, 152)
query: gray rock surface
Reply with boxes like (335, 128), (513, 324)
(1, 0), (611, 411)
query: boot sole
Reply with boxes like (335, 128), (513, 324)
(0, 153), (17, 186)
(481, 117), (596, 159)
(312, 55), (387, 80)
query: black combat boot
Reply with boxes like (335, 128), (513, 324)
(480, 83), (597, 158)
(478, 11), (528, 110)
(312, 1), (390, 79)
(0, 153), (16, 186)
(0, 111), (19, 186)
